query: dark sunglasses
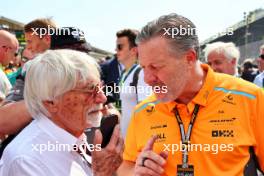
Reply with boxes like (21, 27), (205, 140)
(116, 44), (123, 51)
(259, 54), (264, 60)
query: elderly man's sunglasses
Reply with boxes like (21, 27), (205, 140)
(259, 54), (264, 60)
(71, 82), (104, 101)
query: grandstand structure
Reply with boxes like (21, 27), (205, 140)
(200, 8), (264, 64)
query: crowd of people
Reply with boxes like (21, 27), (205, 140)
(0, 13), (263, 176)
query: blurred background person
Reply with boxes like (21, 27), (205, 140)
(0, 30), (18, 102)
(204, 41), (240, 76)
(241, 58), (258, 82)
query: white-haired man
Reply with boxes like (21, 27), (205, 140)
(0, 50), (123, 176)
(204, 41), (240, 76)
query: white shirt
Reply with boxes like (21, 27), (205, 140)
(0, 114), (92, 176)
(253, 71), (264, 88)
(0, 69), (12, 100)
(120, 65), (151, 138)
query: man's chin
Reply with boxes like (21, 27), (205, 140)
(155, 93), (174, 102)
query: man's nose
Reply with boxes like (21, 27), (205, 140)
(94, 88), (107, 104)
(144, 68), (157, 85)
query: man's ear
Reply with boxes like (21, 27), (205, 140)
(185, 49), (197, 66)
(43, 35), (51, 45)
(42, 100), (59, 113)
(130, 46), (138, 56)
(231, 58), (237, 65)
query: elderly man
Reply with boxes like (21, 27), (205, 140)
(253, 44), (264, 88)
(117, 13), (264, 176)
(0, 30), (18, 100)
(204, 41), (240, 76)
(0, 26), (93, 158)
(0, 49), (123, 175)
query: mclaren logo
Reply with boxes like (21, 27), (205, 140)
(209, 117), (236, 124)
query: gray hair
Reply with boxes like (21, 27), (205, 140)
(260, 44), (264, 51)
(24, 49), (100, 118)
(136, 13), (199, 58)
(204, 42), (240, 65)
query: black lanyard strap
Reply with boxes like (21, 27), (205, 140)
(173, 104), (200, 167)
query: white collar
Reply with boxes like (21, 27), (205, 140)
(36, 113), (79, 148)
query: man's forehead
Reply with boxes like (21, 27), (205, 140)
(138, 39), (168, 66)
(116, 37), (128, 43)
(208, 51), (227, 61)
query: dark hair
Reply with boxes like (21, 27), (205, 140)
(24, 18), (56, 35)
(51, 43), (92, 53)
(116, 29), (139, 48)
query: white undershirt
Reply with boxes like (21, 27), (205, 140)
(120, 65), (151, 138)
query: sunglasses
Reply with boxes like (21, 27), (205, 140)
(259, 54), (264, 60)
(116, 44), (123, 51)
(71, 82), (104, 100)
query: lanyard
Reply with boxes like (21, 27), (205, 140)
(118, 64), (137, 86)
(173, 104), (200, 168)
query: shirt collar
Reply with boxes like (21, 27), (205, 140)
(36, 114), (80, 148)
(164, 64), (215, 112)
(191, 64), (215, 107)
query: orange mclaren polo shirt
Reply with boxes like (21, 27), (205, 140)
(123, 64), (264, 176)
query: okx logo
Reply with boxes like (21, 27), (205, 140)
(212, 130), (234, 137)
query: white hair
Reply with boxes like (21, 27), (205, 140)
(204, 42), (240, 65)
(24, 49), (100, 118)
(260, 44), (264, 51)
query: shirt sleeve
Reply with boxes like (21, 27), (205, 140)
(0, 70), (12, 99)
(123, 112), (139, 162)
(253, 88), (264, 171)
(2, 156), (52, 176)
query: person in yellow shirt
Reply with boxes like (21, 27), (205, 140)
(117, 13), (264, 176)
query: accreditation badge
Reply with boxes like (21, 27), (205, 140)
(177, 164), (194, 176)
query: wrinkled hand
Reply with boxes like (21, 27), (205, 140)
(134, 135), (168, 176)
(92, 124), (124, 176)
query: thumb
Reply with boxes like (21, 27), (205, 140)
(93, 129), (103, 146)
(142, 135), (157, 152)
